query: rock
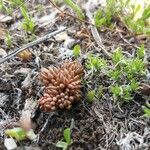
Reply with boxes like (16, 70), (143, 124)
(4, 138), (17, 150)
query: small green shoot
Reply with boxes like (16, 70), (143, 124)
(9, 0), (24, 7)
(94, 0), (118, 28)
(109, 47), (146, 102)
(125, 58), (146, 79)
(5, 31), (12, 48)
(87, 90), (96, 103)
(109, 70), (121, 81)
(86, 54), (106, 72)
(137, 44), (145, 59)
(111, 85), (122, 98)
(112, 48), (124, 64)
(123, 4), (150, 35)
(130, 79), (139, 91)
(94, 0), (150, 35)
(94, 8), (107, 27)
(73, 44), (81, 58)
(20, 6), (36, 34)
(64, 0), (85, 20)
(143, 104), (150, 118)
(56, 128), (72, 150)
(111, 85), (134, 102)
(0, 0), (12, 14)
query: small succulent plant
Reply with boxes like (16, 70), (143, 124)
(38, 60), (84, 112)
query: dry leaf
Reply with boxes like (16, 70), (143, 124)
(17, 50), (32, 62)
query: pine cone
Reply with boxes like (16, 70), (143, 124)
(38, 61), (84, 112)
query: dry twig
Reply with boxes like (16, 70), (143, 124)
(0, 27), (66, 64)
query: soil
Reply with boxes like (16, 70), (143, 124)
(0, 0), (150, 150)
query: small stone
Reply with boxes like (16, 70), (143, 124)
(4, 138), (17, 150)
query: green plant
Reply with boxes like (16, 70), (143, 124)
(86, 54), (106, 72)
(56, 128), (72, 150)
(94, 0), (150, 35)
(123, 4), (150, 35)
(20, 6), (36, 34)
(87, 90), (96, 103)
(9, 0), (24, 7)
(5, 31), (12, 48)
(94, 0), (118, 27)
(143, 104), (150, 118)
(125, 58), (145, 79)
(111, 84), (135, 102)
(109, 47), (146, 102)
(73, 44), (81, 58)
(137, 44), (145, 59)
(64, 0), (85, 20)
(0, 0), (12, 14)
(112, 48), (124, 64)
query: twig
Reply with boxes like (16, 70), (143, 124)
(36, 113), (54, 143)
(85, 4), (111, 58)
(0, 27), (66, 64)
(118, 32), (139, 49)
(48, 0), (95, 27)
(48, 0), (111, 58)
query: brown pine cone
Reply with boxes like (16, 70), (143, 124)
(38, 61), (84, 112)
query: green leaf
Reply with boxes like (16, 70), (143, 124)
(86, 54), (106, 71)
(143, 106), (150, 118)
(111, 85), (122, 97)
(5, 31), (12, 48)
(112, 48), (123, 64)
(137, 44), (145, 59)
(94, 8), (107, 27)
(142, 5), (150, 21)
(63, 128), (71, 145)
(20, 6), (29, 20)
(87, 90), (96, 103)
(64, 0), (85, 20)
(73, 44), (81, 58)
(134, 4), (141, 18)
(130, 79), (139, 91)
(5, 128), (27, 141)
(56, 141), (68, 150)
(109, 70), (121, 81)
